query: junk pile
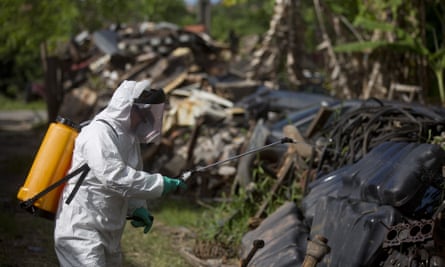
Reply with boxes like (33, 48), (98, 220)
(56, 22), (230, 120)
(50, 21), (445, 267)
(238, 102), (445, 267)
(310, 100), (445, 173)
(53, 21), (335, 198)
(240, 141), (445, 266)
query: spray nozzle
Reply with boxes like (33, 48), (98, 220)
(180, 171), (193, 181)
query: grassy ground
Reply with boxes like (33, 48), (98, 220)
(121, 199), (201, 267)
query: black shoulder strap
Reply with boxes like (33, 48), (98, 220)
(96, 119), (118, 139)
(20, 163), (90, 211)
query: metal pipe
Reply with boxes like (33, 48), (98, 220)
(240, 239), (265, 267)
(301, 235), (330, 267)
(180, 137), (295, 180)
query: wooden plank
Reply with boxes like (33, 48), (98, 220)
(304, 106), (333, 139)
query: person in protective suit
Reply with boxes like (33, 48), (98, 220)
(54, 80), (185, 266)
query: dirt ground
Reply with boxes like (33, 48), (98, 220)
(0, 117), (59, 266)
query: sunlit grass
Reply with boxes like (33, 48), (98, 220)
(122, 222), (192, 267)
(152, 197), (202, 228)
(121, 198), (203, 267)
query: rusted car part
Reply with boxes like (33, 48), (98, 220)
(239, 141), (445, 267)
(240, 239), (265, 267)
(301, 235), (330, 267)
(383, 219), (434, 248)
(302, 141), (445, 266)
(380, 215), (445, 266)
(382, 246), (445, 267)
(240, 202), (308, 267)
(318, 102), (445, 173)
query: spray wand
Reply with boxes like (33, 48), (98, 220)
(179, 137), (296, 181)
(127, 137), (297, 222)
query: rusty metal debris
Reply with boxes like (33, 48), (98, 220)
(382, 219), (434, 248)
(240, 201), (309, 266)
(240, 239), (265, 267)
(301, 235), (330, 267)
(316, 101), (445, 173)
(239, 141), (445, 267)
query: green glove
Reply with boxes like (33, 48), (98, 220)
(162, 176), (187, 195)
(131, 207), (154, 234)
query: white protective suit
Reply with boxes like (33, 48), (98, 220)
(54, 80), (165, 267)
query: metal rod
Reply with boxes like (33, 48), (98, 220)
(194, 137), (294, 173)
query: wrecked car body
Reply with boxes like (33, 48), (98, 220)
(241, 141), (445, 267)
(239, 97), (445, 267)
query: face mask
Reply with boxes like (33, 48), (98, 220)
(133, 103), (165, 144)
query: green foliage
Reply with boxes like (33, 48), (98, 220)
(0, 0), (78, 92)
(0, 0), (193, 99)
(153, 198), (203, 228)
(72, 0), (193, 31)
(210, 0), (273, 41)
(354, 0), (406, 34)
(196, 162), (300, 251)
(329, 0), (445, 104)
(431, 134), (445, 151)
(0, 0), (77, 58)
(140, 0), (194, 25)
(323, 0), (358, 21)
(197, 189), (254, 247)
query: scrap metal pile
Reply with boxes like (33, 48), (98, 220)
(311, 99), (445, 173)
(54, 21), (445, 267)
(238, 103), (445, 267)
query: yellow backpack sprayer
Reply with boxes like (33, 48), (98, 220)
(17, 116), (90, 220)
